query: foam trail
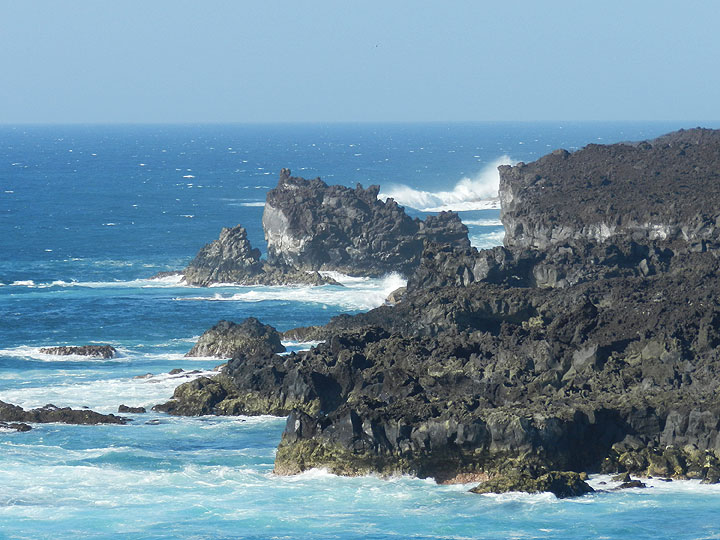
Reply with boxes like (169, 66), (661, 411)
(6, 274), (186, 290)
(379, 156), (513, 212)
(177, 273), (407, 312)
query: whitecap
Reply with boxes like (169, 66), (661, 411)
(238, 202), (265, 207)
(379, 156), (514, 212)
(10, 280), (35, 287)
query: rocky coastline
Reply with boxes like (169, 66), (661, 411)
(156, 128), (720, 497)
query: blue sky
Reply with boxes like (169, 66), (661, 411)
(1, 0), (718, 123)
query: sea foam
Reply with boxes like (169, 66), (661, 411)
(378, 156), (513, 212)
(177, 272), (407, 312)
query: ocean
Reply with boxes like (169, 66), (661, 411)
(2, 122), (719, 539)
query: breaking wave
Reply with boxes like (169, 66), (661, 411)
(175, 273), (406, 312)
(379, 156), (514, 212)
(470, 230), (505, 250)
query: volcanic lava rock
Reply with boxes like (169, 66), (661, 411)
(186, 318), (286, 358)
(182, 225), (331, 286)
(499, 128), (720, 251)
(0, 421), (32, 432)
(0, 400), (127, 425)
(158, 128), (720, 492)
(39, 345), (116, 358)
(470, 471), (594, 498)
(118, 405), (146, 413)
(262, 168), (470, 276)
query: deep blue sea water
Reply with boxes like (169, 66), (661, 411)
(2, 122), (720, 540)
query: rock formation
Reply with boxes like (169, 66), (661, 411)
(500, 128), (720, 251)
(262, 168), (470, 276)
(39, 345), (116, 358)
(180, 169), (471, 286)
(182, 225), (331, 286)
(185, 318), (286, 358)
(156, 128), (720, 497)
(0, 400), (128, 426)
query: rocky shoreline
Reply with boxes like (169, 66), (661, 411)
(155, 128), (720, 497)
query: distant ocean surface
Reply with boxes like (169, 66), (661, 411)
(2, 122), (720, 540)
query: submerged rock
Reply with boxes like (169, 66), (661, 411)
(470, 471), (594, 498)
(0, 400), (127, 425)
(186, 318), (286, 358)
(39, 345), (116, 358)
(0, 421), (32, 432)
(118, 405), (146, 413)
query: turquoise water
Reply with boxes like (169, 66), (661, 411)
(2, 123), (719, 539)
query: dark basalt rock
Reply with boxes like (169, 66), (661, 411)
(0, 400), (127, 425)
(0, 421), (32, 432)
(186, 318), (286, 358)
(39, 345), (116, 358)
(470, 471), (594, 498)
(182, 225), (332, 287)
(118, 405), (146, 413)
(157, 129), (720, 491)
(262, 168), (470, 276)
(499, 128), (720, 251)
(615, 480), (648, 489)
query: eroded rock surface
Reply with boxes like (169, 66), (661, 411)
(500, 128), (720, 251)
(182, 225), (331, 286)
(186, 318), (286, 358)
(39, 345), (116, 358)
(262, 168), (469, 276)
(157, 128), (720, 496)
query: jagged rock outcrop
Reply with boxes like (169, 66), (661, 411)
(157, 128), (720, 497)
(0, 400), (128, 426)
(182, 225), (331, 286)
(39, 345), (116, 358)
(186, 318), (286, 358)
(262, 168), (470, 276)
(500, 128), (720, 251)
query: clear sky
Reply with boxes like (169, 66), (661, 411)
(1, 0), (718, 123)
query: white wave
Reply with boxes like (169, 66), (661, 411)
(0, 346), (123, 363)
(470, 230), (505, 250)
(379, 156), (513, 212)
(0, 369), (217, 413)
(8, 274), (187, 290)
(238, 202), (266, 207)
(462, 218), (503, 227)
(177, 273), (406, 312)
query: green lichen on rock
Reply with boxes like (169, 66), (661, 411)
(470, 471), (594, 498)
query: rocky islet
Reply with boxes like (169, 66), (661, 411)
(181, 168), (470, 286)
